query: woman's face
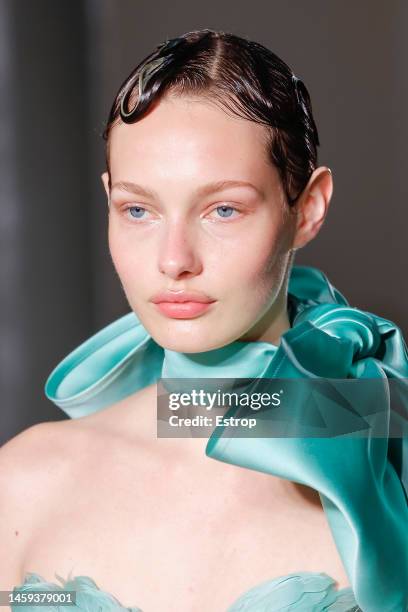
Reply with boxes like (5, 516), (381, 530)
(103, 95), (297, 352)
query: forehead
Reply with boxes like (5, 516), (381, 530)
(108, 96), (276, 185)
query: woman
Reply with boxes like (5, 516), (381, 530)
(1, 29), (407, 611)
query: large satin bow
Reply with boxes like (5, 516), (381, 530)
(44, 266), (408, 611)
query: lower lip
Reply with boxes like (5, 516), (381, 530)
(153, 301), (215, 318)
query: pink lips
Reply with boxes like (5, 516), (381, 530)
(150, 290), (216, 319)
(154, 301), (215, 318)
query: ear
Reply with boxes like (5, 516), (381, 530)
(291, 167), (333, 251)
(101, 171), (110, 206)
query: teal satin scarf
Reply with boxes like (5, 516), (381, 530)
(45, 266), (408, 612)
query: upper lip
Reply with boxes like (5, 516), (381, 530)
(151, 290), (216, 303)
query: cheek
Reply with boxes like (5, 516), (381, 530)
(108, 220), (142, 285)
(108, 222), (124, 275)
(219, 224), (290, 297)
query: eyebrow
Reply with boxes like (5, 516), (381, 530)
(110, 179), (264, 199)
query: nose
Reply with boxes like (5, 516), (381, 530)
(158, 220), (203, 280)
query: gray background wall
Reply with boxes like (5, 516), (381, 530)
(1, 0), (407, 445)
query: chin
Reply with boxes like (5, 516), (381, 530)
(137, 308), (241, 353)
(155, 336), (214, 354)
(151, 328), (230, 354)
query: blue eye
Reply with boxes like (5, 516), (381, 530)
(127, 206), (146, 219)
(214, 205), (236, 218)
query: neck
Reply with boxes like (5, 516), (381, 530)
(160, 286), (292, 463)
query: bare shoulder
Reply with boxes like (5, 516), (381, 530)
(0, 379), (158, 488)
(0, 413), (125, 589)
(0, 380), (158, 495)
(0, 420), (77, 588)
(0, 385), (157, 588)
(0, 417), (97, 491)
(0, 421), (71, 506)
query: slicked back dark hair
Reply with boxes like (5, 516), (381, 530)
(102, 28), (320, 207)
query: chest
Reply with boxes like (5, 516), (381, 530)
(21, 446), (350, 611)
